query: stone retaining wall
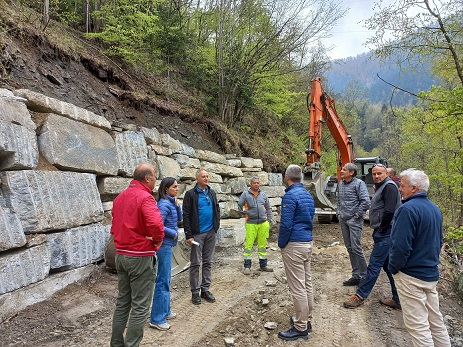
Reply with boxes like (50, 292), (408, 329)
(0, 89), (285, 322)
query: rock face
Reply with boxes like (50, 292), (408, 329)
(0, 88), (287, 322)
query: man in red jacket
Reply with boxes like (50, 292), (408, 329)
(110, 163), (165, 347)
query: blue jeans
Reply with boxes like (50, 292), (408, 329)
(356, 230), (399, 303)
(150, 244), (173, 324)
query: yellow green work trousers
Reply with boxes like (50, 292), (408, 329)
(243, 221), (269, 266)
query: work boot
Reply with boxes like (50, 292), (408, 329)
(379, 297), (401, 310)
(259, 259), (272, 272)
(243, 268), (251, 275)
(259, 266), (273, 272)
(192, 293), (201, 305)
(343, 294), (364, 309)
(342, 277), (361, 286)
(201, 290), (216, 303)
(278, 326), (308, 341)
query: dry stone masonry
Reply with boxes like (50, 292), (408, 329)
(0, 88), (285, 323)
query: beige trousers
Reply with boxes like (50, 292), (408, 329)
(393, 271), (451, 347)
(281, 241), (313, 332)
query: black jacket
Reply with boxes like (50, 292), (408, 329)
(182, 185), (220, 239)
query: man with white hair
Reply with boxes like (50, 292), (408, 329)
(389, 169), (451, 347)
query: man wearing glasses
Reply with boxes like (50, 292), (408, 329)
(337, 163), (370, 286)
(343, 163), (402, 309)
(183, 169), (220, 305)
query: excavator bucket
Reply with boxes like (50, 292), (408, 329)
(302, 169), (337, 223)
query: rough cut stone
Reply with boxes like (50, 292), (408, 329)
(269, 197), (282, 207)
(217, 218), (245, 247)
(0, 265), (94, 323)
(240, 157), (263, 169)
(224, 177), (247, 195)
(180, 143), (196, 157)
(160, 133), (183, 153)
(268, 173), (283, 186)
(243, 171), (269, 186)
(38, 114), (118, 175)
(149, 144), (172, 156)
(219, 200), (242, 219)
(0, 205), (27, 251)
(0, 121), (39, 170)
(195, 149), (227, 164)
(97, 177), (132, 201)
(260, 185), (286, 198)
(115, 131), (148, 177)
(156, 155), (181, 179)
(226, 159), (242, 167)
(172, 154), (201, 169)
(0, 171), (103, 233)
(179, 167), (197, 181)
(46, 223), (111, 270)
(0, 96), (36, 131)
(200, 161), (243, 178)
(0, 243), (50, 295)
(140, 127), (161, 145)
(13, 89), (111, 130)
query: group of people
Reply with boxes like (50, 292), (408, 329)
(338, 163), (451, 347)
(108, 161), (451, 347)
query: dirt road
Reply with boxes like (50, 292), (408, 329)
(1, 223), (462, 346)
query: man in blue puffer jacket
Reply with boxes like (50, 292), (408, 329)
(277, 164), (315, 342)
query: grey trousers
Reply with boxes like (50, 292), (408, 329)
(340, 217), (367, 279)
(281, 241), (314, 332)
(110, 254), (155, 347)
(190, 229), (216, 294)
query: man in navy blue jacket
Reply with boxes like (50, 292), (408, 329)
(277, 164), (315, 341)
(389, 169), (451, 347)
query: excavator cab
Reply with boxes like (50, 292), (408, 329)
(354, 157), (388, 199)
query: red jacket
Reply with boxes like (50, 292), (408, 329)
(111, 180), (164, 256)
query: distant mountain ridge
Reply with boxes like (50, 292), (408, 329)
(324, 52), (439, 106)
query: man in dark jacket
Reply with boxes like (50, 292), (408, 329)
(343, 164), (401, 309)
(110, 163), (165, 347)
(389, 169), (451, 346)
(183, 169), (220, 305)
(277, 164), (315, 341)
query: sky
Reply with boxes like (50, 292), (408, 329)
(323, 0), (393, 60)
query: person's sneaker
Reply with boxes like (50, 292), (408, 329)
(379, 297), (401, 310)
(201, 290), (216, 303)
(243, 268), (251, 275)
(259, 266), (274, 272)
(290, 316), (312, 333)
(149, 322), (170, 330)
(342, 277), (361, 286)
(192, 293), (201, 305)
(166, 312), (177, 320)
(343, 294), (364, 309)
(278, 326), (309, 341)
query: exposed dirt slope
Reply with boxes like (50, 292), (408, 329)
(1, 223), (462, 347)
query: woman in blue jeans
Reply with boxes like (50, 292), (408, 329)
(149, 177), (182, 331)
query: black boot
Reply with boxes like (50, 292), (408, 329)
(259, 258), (273, 272)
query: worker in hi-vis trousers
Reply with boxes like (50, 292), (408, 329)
(238, 176), (274, 274)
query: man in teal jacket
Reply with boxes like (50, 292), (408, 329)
(238, 176), (274, 274)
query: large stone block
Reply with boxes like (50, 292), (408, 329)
(97, 177), (132, 201)
(269, 197), (282, 207)
(0, 95), (36, 131)
(13, 89), (111, 130)
(0, 205), (27, 251)
(268, 173), (283, 186)
(160, 133), (183, 153)
(195, 149), (227, 164)
(260, 185), (286, 198)
(172, 154), (200, 169)
(223, 177), (247, 195)
(140, 127), (161, 145)
(46, 223), (111, 270)
(156, 155), (181, 179)
(0, 243), (51, 294)
(0, 171), (104, 233)
(0, 121), (39, 170)
(115, 131), (148, 177)
(38, 114), (118, 175)
(240, 157), (263, 169)
(200, 161), (243, 178)
(216, 218), (245, 247)
(219, 200), (242, 219)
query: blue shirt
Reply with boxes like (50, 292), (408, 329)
(195, 186), (214, 233)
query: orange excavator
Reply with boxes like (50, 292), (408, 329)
(303, 77), (387, 223)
